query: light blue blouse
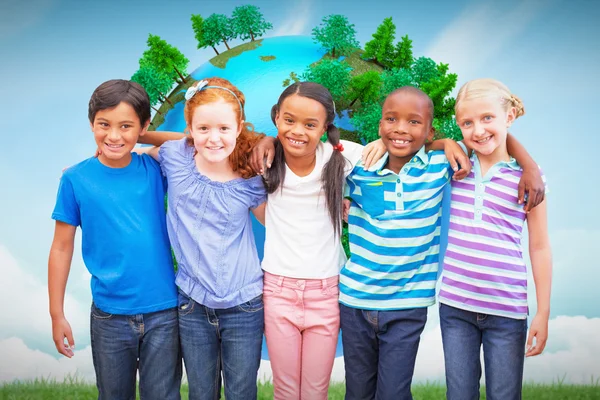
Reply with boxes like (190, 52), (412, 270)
(159, 138), (266, 308)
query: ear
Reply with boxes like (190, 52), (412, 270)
(237, 120), (244, 138)
(140, 120), (150, 136)
(506, 107), (516, 128)
(426, 126), (435, 143)
(378, 119), (384, 137)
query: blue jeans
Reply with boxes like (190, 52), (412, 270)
(90, 303), (182, 400)
(439, 303), (527, 400)
(340, 304), (428, 400)
(178, 291), (264, 400)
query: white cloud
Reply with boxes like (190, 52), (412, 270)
(0, 245), (90, 351)
(0, 0), (55, 40)
(271, 0), (312, 37)
(425, 0), (548, 88)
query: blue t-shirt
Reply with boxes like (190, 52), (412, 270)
(159, 138), (266, 309)
(52, 154), (177, 315)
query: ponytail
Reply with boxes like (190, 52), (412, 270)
(322, 123), (348, 237)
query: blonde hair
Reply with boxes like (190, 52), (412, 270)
(455, 78), (525, 119)
(184, 77), (264, 179)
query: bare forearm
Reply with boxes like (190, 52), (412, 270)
(48, 247), (74, 320)
(530, 248), (552, 317)
(507, 134), (536, 168)
(139, 131), (186, 146)
(425, 138), (451, 152)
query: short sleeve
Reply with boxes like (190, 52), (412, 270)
(340, 140), (364, 171)
(247, 175), (267, 209)
(158, 138), (191, 177)
(51, 173), (80, 227)
(140, 153), (167, 192)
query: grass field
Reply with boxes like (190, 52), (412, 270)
(1, 378), (599, 400)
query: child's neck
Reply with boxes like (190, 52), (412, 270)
(476, 142), (510, 177)
(385, 153), (417, 175)
(98, 153), (132, 169)
(194, 153), (240, 182)
(285, 151), (317, 177)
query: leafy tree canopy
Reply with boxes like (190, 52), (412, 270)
(131, 65), (172, 106)
(300, 59), (352, 103)
(231, 5), (273, 41)
(312, 15), (359, 58)
(203, 13), (235, 48)
(363, 17), (396, 68)
(393, 34), (413, 69)
(191, 14), (205, 49)
(348, 71), (383, 107)
(141, 34), (189, 83)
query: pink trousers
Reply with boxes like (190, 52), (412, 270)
(263, 271), (340, 400)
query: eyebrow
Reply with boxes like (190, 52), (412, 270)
(282, 112), (320, 123)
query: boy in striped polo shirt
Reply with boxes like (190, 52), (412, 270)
(339, 86), (544, 400)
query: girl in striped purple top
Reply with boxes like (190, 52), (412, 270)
(438, 78), (552, 400)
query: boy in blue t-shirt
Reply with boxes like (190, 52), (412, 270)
(48, 80), (181, 399)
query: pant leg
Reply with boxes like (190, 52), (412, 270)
(339, 304), (378, 400)
(439, 304), (482, 400)
(375, 307), (427, 400)
(90, 303), (138, 400)
(300, 281), (340, 400)
(177, 291), (221, 400)
(482, 314), (527, 400)
(219, 295), (264, 400)
(138, 307), (182, 400)
(264, 275), (303, 400)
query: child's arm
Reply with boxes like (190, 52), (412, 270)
(524, 200), (552, 357)
(251, 202), (266, 225)
(506, 134), (544, 213)
(48, 221), (77, 358)
(250, 136), (277, 175)
(139, 131), (186, 147)
(425, 139), (471, 180)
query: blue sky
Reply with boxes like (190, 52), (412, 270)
(1, 0), (599, 384)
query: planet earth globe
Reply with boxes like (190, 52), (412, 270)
(154, 35), (451, 361)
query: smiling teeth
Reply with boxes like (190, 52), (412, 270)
(106, 144), (123, 148)
(476, 137), (491, 143)
(289, 139), (305, 145)
(392, 139), (410, 144)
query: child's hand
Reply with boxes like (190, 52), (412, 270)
(362, 139), (386, 170)
(343, 199), (350, 223)
(525, 313), (548, 357)
(52, 316), (75, 358)
(444, 141), (471, 180)
(250, 136), (277, 175)
(94, 148), (102, 158)
(518, 167), (545, 213)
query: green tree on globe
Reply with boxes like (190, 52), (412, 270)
(231, 5), (273, 42)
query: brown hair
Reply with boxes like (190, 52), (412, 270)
(455, 78), (525, 119)
(184, 77), (264, 179)
(88, 79), (151, 125)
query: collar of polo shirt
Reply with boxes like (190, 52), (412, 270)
(368, 145), (429, 175)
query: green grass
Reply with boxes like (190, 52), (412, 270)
(210, 40), (263, 69)
(260, 55), (276, 62)
(2, 378), (599, 400)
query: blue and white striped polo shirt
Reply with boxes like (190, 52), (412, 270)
(340, 147), (453, 310)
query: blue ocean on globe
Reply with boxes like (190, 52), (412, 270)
(157, 35), (451, 360)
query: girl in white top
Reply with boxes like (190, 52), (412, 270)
(251, 82), (384, 400)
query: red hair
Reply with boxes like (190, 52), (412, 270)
(184, 77), (264, 179)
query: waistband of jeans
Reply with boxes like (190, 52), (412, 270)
(263, 271), (339, 289)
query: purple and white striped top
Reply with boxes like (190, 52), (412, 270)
(438, 147), (547, 320)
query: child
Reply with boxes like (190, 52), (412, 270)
(135, 77), (267, 400)
(254, 81), (385, 400)
(48, 79), (181, 400)
(340, 86), (544, 400)
(438, 79), (551, 399)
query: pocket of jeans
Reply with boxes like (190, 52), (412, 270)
(322, 284), (340, 298)
(177, 291), (195, 316)
(91, 303), (113, 320)
(237, 294), (264, 313)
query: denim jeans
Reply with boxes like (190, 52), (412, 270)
(90, 303), (182, 400)
(178, 291), (264, 400)
(439, 303), (527, 400)
(340, 304), (428, 400)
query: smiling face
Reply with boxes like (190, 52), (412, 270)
(379, 90), (434, 173)
(275, 94), (328, 161)
(91, 101), (148, 168)
(455, 95), (515, 157)
(188, 100), (242, 164)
